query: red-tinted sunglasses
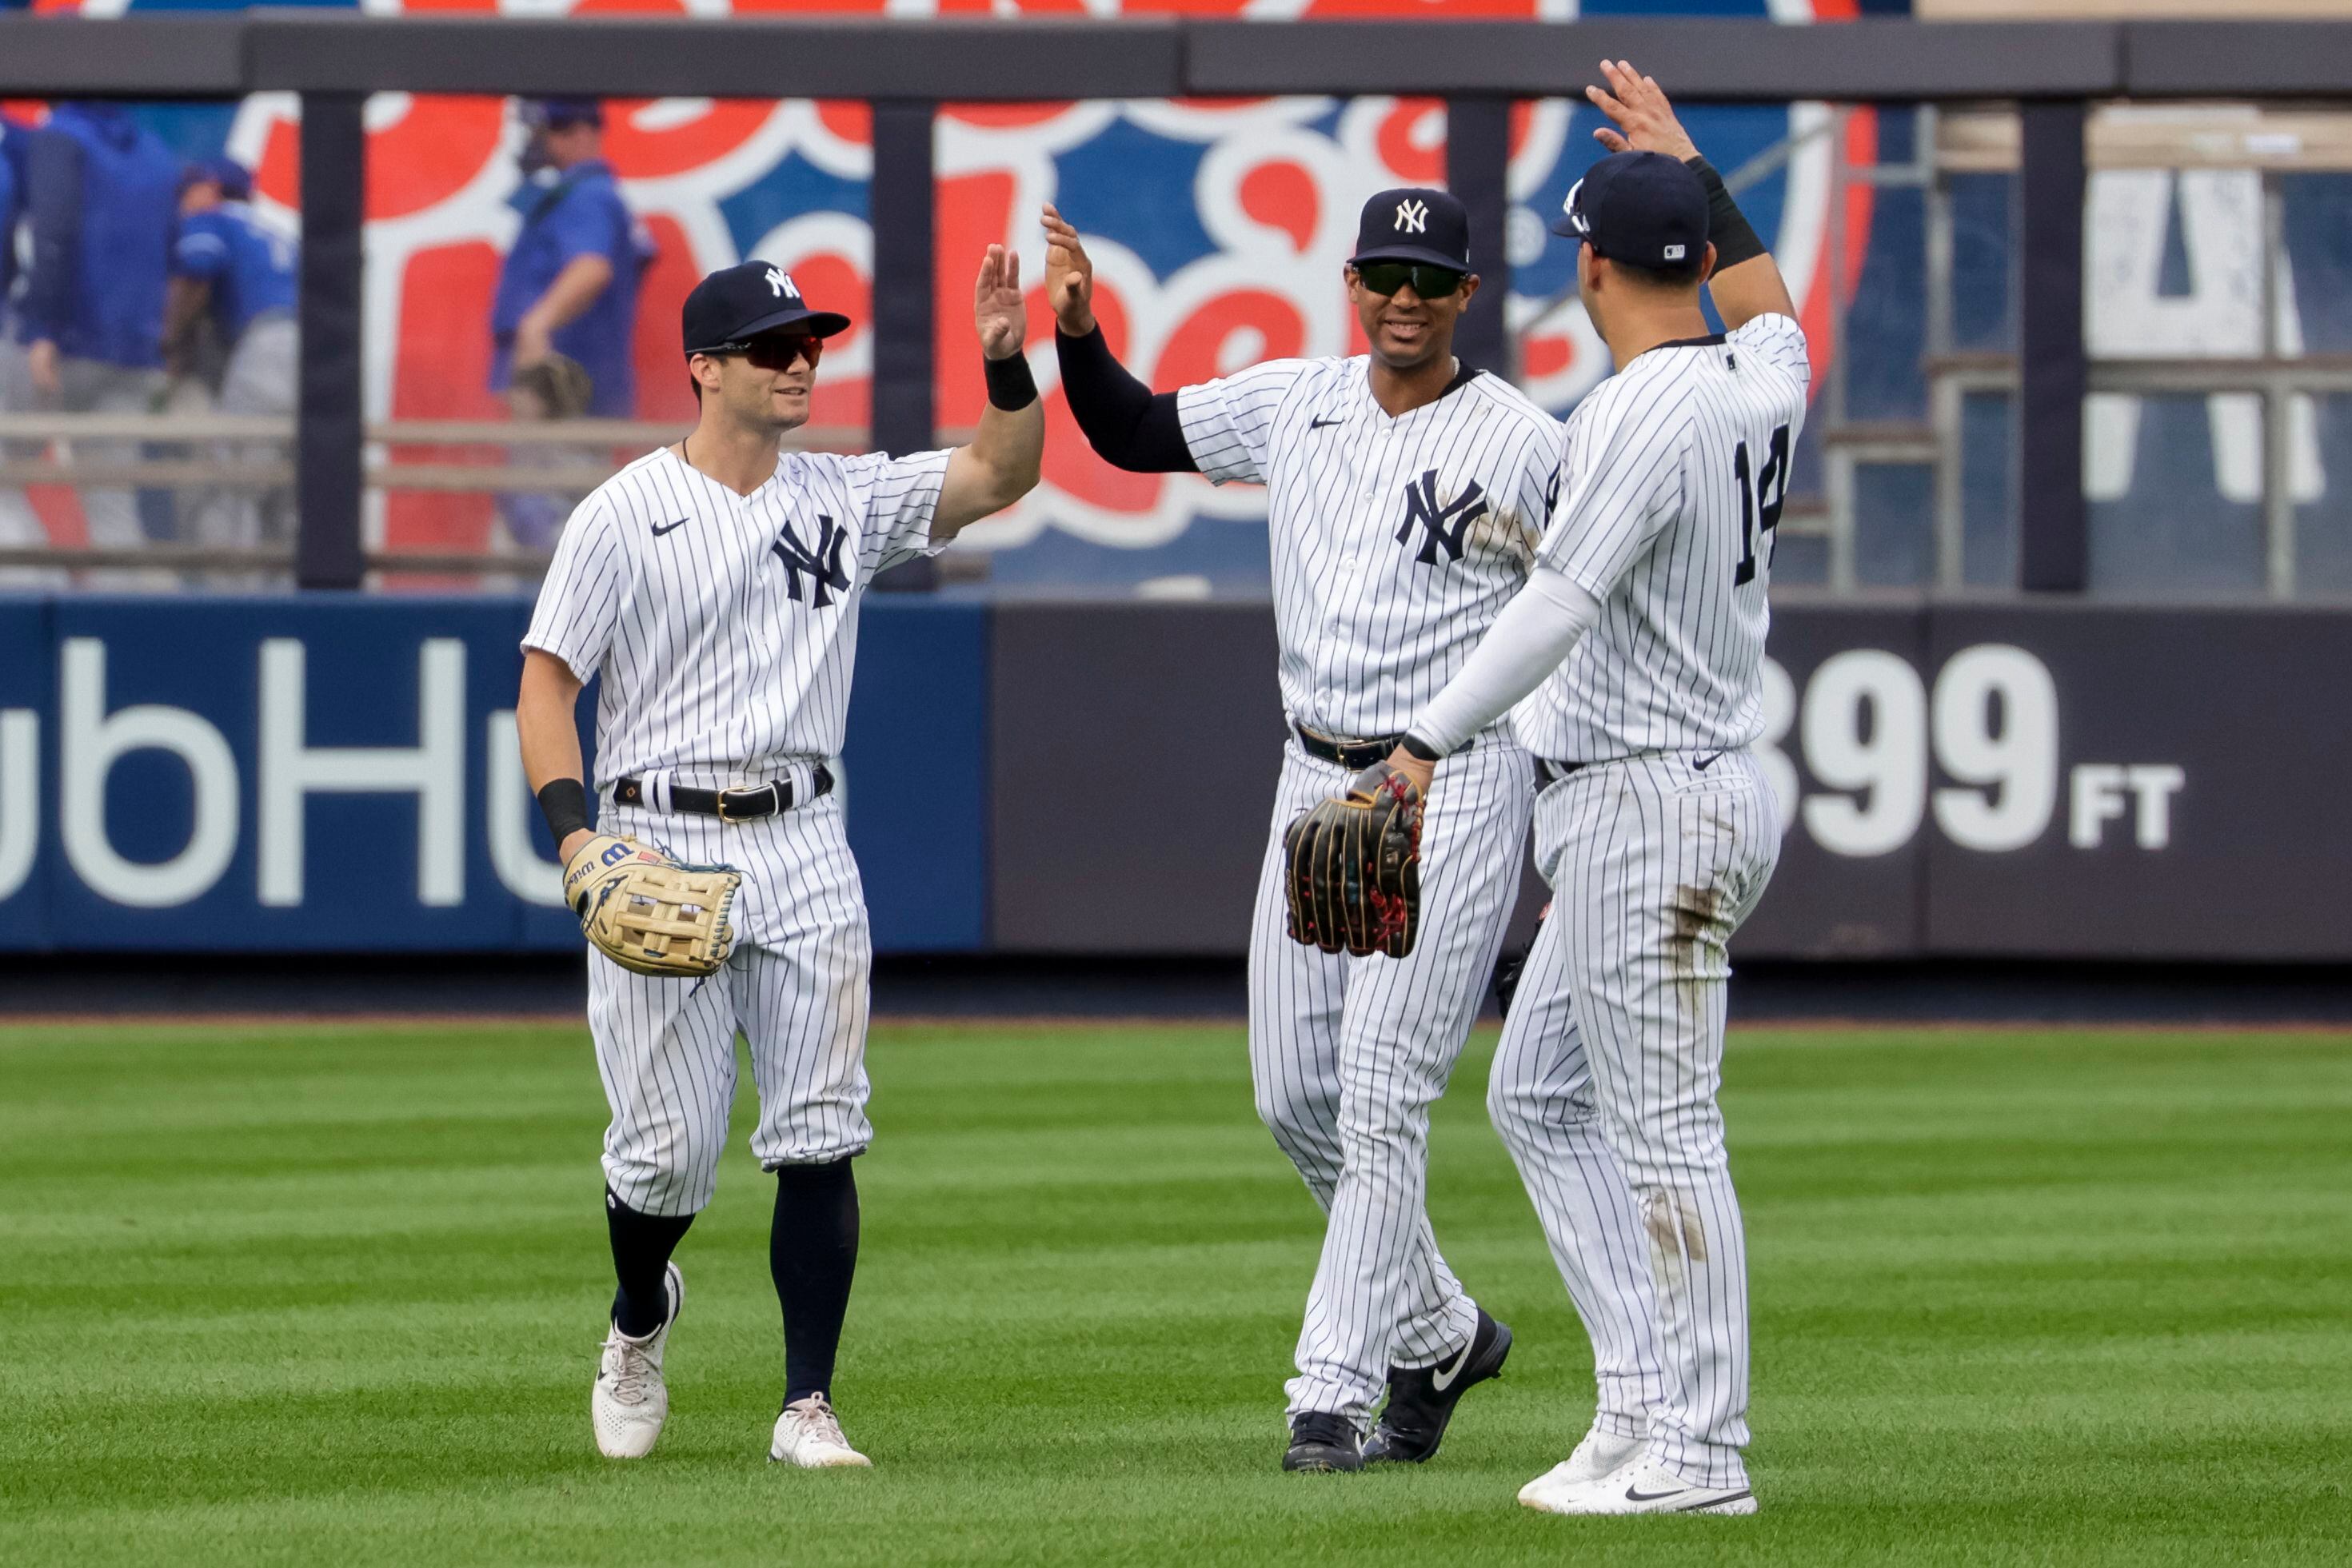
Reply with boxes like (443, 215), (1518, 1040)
(706, 333), (825, 371)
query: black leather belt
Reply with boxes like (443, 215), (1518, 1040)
(1293, 723), (1470, 772)
(613, 764), (834, 822)
(1535, 758), (1591, 788)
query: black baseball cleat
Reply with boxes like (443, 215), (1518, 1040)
(1361, 1308), (1513, 1464)
(1281, 1411), (1364, 1473)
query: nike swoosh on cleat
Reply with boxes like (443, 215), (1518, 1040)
(1429, 1337), (1478, 1393)
(1309, 415), (1343, 429)
(651, 519), (689, 537)
(1624, 1486), (1688, 1502)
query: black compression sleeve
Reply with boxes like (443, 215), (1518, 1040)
(1684, 157), (1768, 271)
(1053, 325), (1199, 474)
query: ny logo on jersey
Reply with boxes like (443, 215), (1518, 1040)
(1394, 198), (1429, 234)
(1395, 470), (1489, 565)
(765, 266), (798, 300)
(769, 514), (853, 606)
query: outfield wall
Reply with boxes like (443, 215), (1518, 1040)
(0, 595), (2339, 961)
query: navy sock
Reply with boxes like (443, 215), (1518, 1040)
(605, 1188), (693, 1339)
(772, 1158), (860, 1405)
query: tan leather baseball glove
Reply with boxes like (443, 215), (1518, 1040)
(561, 833), (741, 978)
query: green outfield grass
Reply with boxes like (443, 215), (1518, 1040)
(3, 1016), (2349, 1566)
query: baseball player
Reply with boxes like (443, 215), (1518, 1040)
(1045, 190), (1560, 1471)
(514, 251), (1043, 1466)
(1376, 64), (1810, 1515)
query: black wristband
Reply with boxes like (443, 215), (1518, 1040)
(1684, 156), (1768, 271)
(1400, 732), (1444, 764)
(983, 349), (1038, 411)
(537, 777), (591, 845)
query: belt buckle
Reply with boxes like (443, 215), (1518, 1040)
(715, 779), (764, 823)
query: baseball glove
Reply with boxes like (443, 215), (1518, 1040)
(1281, 762), (1425, 959)
(513, 352), (595, 420)
(562, 833), (741, 978)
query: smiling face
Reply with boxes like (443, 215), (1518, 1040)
(1348, 264), (1479, 373)
(691, 331), (823, 434)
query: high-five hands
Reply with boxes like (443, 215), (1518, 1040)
(1587, 59), (1701, 163)
(975, 243), (1026, 361)
(1041, 205), (1098, 337)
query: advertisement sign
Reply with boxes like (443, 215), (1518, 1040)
(0, 595), (989, 952)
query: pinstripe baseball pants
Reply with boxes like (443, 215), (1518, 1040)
(589, 788), (875, 1219)
(1488, 748), (1781, 1489)
(1249, 732), (1533, 1425)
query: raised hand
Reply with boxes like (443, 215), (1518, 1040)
(975, 244), (1026, 361)
(1041, 204), (1097, 337)
(1587, 59), (1701, 163)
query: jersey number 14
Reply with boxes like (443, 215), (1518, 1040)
(1732, 424), (1792, 586)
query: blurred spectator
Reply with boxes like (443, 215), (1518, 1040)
(166, 156), (297, 561)
(16, 102), (179, 558)
(497, 350), (593, 553)
(0, 116), (43, 571)
(490, 98), (652, 420)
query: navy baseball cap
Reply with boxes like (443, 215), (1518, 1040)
(1351, 187), (1471, 271)
(182, 156), (254, 201)
(682, 261), (852, 356)
(1554, 151), (1710, 271)
(521, 98), (605, 131)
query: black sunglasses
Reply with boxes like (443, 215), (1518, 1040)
(704, 333), (825, 371)
(1352, 261), (1467, 299)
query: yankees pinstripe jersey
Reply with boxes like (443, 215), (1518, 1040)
(1513, 313), (1811, 764)
(523, 445), (951, 788)
(1179, 358), (1562, 739)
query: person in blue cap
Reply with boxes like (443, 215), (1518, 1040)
(15, 102), (181, 558)
(167, 156), (299, 557)
(490, 98), (653, 419)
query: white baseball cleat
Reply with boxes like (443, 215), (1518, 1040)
(591, 1261), (684, 1459)
(1522, 1456), (1758, 1516)
(1515, 1425), (1648, 1506)
(769, 1393), (873, 1469)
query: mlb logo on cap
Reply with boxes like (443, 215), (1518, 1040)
(1554, 151), (1711, 273)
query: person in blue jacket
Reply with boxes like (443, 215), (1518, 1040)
(17, 102), (181, 556)
(167, 156), (299, 556)
(490, 99), (652, 419)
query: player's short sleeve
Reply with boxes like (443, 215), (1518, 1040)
(521, 494), (629, 680)
(171, 216), (231, 281)
(838, 448), (955, 578)
(1535, 381), (1690, 600)
(1176, 359), (1311, 485)
(1507, 414), (1565, 565)
(1729, 314), (1813, 419)
(546, 185), (629, 267)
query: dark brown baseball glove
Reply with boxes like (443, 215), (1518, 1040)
(1281, 761), (1425, 959)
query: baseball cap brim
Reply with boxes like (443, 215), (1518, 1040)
(1350, 241), (1471, 270)
(687, 304), (853, 354)
(1548, 213), (1590, 241)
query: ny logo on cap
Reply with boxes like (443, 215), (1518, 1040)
(1394, 198), (1429, 234)
(765, 266), (799, 300)
(1562, 179), (1591, 236)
